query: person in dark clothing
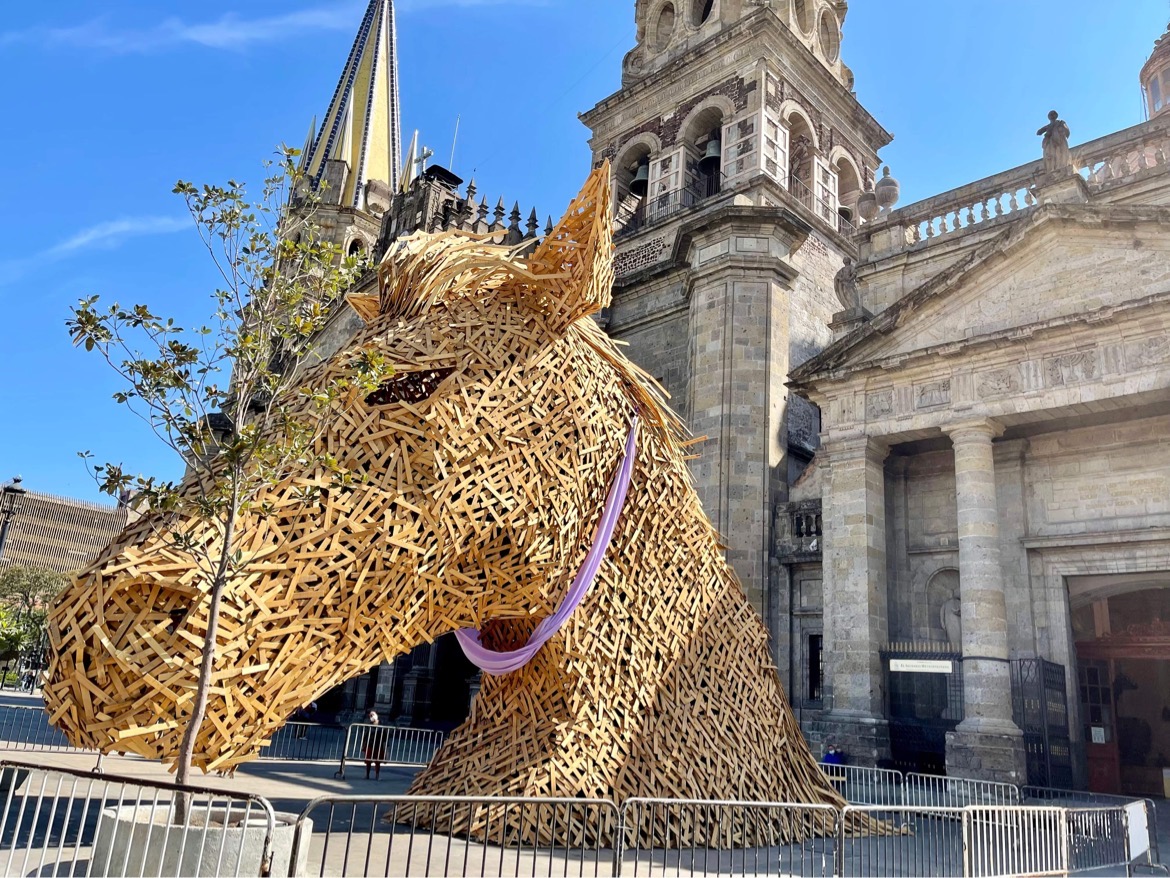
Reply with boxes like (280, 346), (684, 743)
(363, 709), (388, 779)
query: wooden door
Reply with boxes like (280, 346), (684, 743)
(1079, 659), (1121, 794)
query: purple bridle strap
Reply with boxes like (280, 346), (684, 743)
(454, 417), (639, 675)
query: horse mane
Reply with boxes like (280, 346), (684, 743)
(372, 228), (693, 462)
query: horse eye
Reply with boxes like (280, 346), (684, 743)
(365, 367), (455, 406)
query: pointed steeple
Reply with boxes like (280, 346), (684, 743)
(304, 0), (402, 208)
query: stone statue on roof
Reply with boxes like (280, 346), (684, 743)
(1037, 110), (1073, 175)
(834, 257), (860, 312)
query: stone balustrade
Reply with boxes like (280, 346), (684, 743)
(859, 116), (1170, 257)
(774, 499), (823, 562)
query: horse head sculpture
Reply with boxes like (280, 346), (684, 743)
(44, 167), (843, 832)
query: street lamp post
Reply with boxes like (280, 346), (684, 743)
(0, 476), (27, 562)
(0, 477), (27, 690)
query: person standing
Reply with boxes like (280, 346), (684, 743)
(363, 709), (388, 780)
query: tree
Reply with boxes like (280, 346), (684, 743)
(0, 566), (68, 664)
(67, 146), (392, 788)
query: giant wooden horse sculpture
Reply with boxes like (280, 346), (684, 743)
(44, 167), (849, 841)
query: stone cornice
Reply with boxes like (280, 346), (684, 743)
(789, 203), (1170, 391)
(615, 201), (813, 290)
(579, 11), (892, 152)
(820, 435), (890, 463)
(1022, 527), (1170, 551)
(946, 419), (1005, 442)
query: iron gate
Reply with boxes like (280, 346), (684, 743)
(1011, 657), (1074, 788)
(881, 644), (964, 774)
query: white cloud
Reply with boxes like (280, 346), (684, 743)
(0, 1), (550, 53)
(45, 217), (190, 257)
(0, 216), (189, 287)
(0, 5), (363, 54)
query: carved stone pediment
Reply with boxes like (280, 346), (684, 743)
(792, 204), (1170, 386)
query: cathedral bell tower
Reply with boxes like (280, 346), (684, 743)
(1141, 22), (1170, 120)
(580, 0), (891, 697)
(296, 0), (403, 262)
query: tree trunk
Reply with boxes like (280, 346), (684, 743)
(174, 508), (236, 821)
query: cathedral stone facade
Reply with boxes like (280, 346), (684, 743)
(306, 1), (1170, 794)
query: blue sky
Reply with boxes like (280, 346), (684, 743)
(0, 0), (1164, 504)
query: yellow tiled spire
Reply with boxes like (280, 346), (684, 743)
(303, 0), (401, 208)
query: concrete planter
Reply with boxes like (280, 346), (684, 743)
(90, 805), (309, 877)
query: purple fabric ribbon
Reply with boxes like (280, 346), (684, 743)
(454, 417), (639, 675)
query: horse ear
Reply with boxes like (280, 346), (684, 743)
(346, 292), (381, 323)
(523, 163), (614, 331)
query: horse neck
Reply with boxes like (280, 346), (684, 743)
(574, 430), (773, 684)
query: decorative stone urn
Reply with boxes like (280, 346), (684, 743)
(856, 188), (879, 222)
(875, 166), (900, 212)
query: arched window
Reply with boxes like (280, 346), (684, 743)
(651, 3), (675, 51)
(348, 239), (367, 259)
(682, 105), (726, 195)
(818, 10), (840, 62)
(691, 0), (714, 26)
(793, 0), (813, 35)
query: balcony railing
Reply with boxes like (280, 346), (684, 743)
(615, 173), (724, 240)
(858, 116), (1170, 256)
(790, 176), (856, 236)
(615, 169), (857, 241)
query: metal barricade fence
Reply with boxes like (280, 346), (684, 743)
(259, 722), (345, 762)
(290, 794), (621, 877)
(0, 758), (278, 878)
(0, 704), (84, 753)
(1024, 783), (1160, 870)
(818, 763), (904, 806)
(839, 805), (966, 877)
(1065, 806), (1131, 875)
(962, 805), (1068, 877)
(619, 798), (840, 877)
(903, 773), (1021, 808)
(336, 724), (444, 777)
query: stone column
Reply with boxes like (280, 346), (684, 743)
(685, 225), (802, 625)
(821, 436), (891, 764)
(373, 660), (397, 715)
(399, 643), (437, 726)
(944, 419), (1026, 783)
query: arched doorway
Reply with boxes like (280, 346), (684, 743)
(1069, 577), (1170, 796)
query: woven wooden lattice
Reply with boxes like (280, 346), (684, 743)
(44, 166), (858, 842)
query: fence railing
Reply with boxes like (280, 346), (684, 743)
(904, 772), (1021, 808)
(0, 757), (1150, 878)
(1065, 806), (1132, 875)
(0, 704), (85, 754)
(620, 797), (839, 877)
(0, 702), (443, 779)
(259, 722), (346, 762)
(839, 805), (965, 877)
(290, 794), (621, 878)
(0, 758), (279, 878)
(963, 805), (1068, 877)
(335, 724), (445, 778)
(818, 762), (903, 806)
(1023, 786), (1161, 872)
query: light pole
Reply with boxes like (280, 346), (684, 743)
(0, 476), (26, 562)
(0, 477), (26, 690)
